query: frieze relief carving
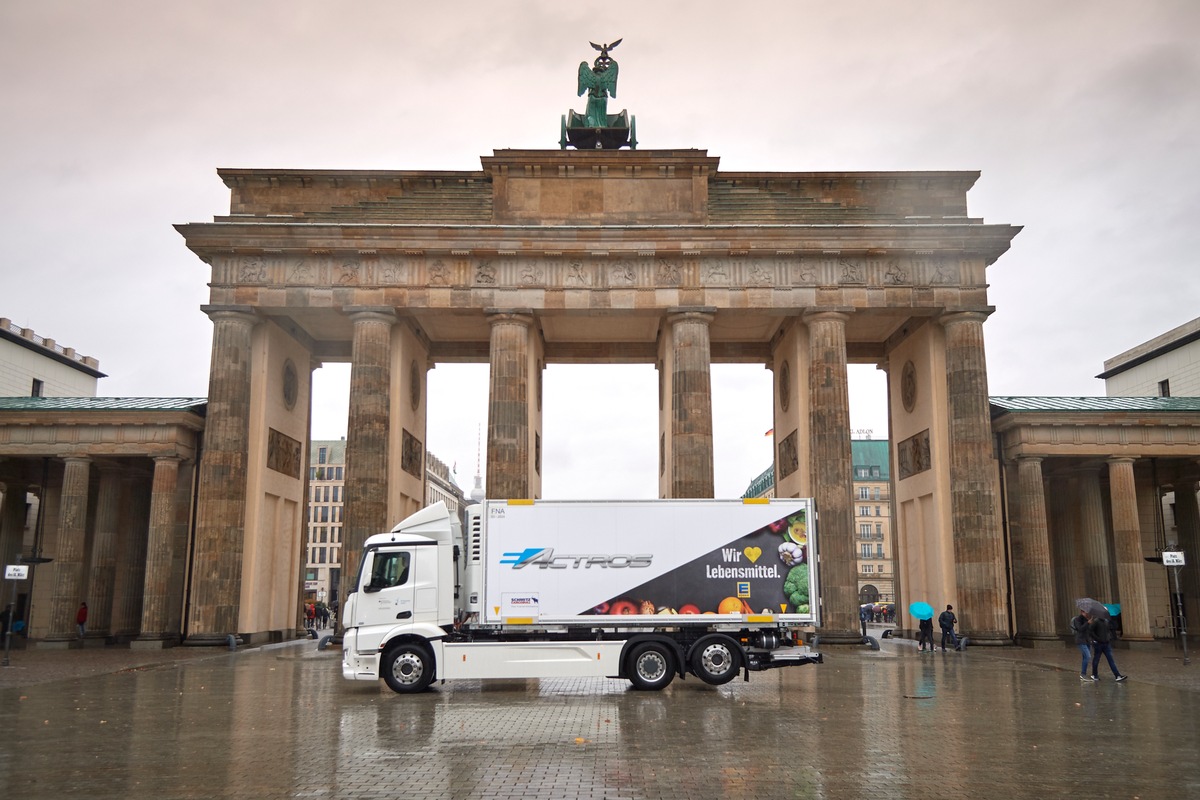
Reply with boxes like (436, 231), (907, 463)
(428, 259), (450, 285)
(703, 260), (729, 284)
(884, 260), (909, 285)
(747, 262), (773, 285)
(267, 427), (303, 479)
(566, 260), (593, 286)
(778, 429), (800, 480)
(286, 260), (313, 283)
(239, 256), (268, 283)
(336, 260), (361, 285)
(475, 260), (496, 285)
(401, 429), (424, 478)
(897, 429), (931, 480)
(520, 260), (545, 285)
(657, 258), (682, 286)
(610, 260), (637, 285)
(838, 258), (865, 284)
(380, 258), (408, 284)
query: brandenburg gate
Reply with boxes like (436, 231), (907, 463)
(176, 146), (1020, 646)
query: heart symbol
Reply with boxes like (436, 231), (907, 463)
(744, 546), (761, 563)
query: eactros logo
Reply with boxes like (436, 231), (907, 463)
(500, 548), (653, 569)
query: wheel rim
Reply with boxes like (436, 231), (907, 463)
(699, 643), (733, 676)
(636, 651), (667, 682)
(391, 651), (425, 685)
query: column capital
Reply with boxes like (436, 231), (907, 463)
(1107, 456), (1139, 466)
(937, 307), (995, 327)
(200, 305), (259, 325)
(62, 455), (92, 466)
(344, 307), (397, 325)
(1015, 455), (1045, 465)
(152, 455), (183, 466)
(665, 308), (715, 326)
(486, 309), (536, 328)
(802, 308), (852, 325)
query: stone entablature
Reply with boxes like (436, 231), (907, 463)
(0, 406), (203, 459)
(991, 401), (1200, 462)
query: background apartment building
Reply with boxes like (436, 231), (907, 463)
(744, 438), (895, 606)
(305, 440), (469, 607)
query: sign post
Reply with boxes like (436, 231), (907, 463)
(1162, 550), (1189, 666)
(3, 564), (29, 667)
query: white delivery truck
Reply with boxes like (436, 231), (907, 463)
(341, 498), (822, 693)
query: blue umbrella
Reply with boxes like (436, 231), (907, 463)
(909, 601), (934, 620)
(1104, 603), (1121, 617)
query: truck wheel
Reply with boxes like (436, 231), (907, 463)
(627, 641), (674, 691)
(689, 635), (742, 685)
(382, 643), (434, 694)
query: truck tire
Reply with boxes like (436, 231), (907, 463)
(382, 643), (434, 694)
(689, 635), (742, 685)
(627, 641), (675, 691)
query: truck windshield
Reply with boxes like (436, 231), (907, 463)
(365, 550), (410, 592)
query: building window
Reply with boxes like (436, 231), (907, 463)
(861, 543), (872, 558)
(31, 378), (44, 397)
(858, 487), (869, 499)
(860, 524), (872, 537)
(871, 467), (881, 478)
(318, 447), (328, 464)
(862, 564), (873, 574)
(873, 487), (880, 500)
(859, 506), (870, 516)
(1159, 379), (1171, 397)
(875, 505), (881, 516)
(335, 467), (343, 480)
(876, 523), (882, 537)
(876, 544), (884, 558)
(333, 486), (341, 503)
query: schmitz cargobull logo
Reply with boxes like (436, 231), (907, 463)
(500, 548), (653, 569)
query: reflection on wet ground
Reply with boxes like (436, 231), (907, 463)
(1, 642), (1197, 799)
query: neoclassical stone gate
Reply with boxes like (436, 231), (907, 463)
(176, 148), (1020, 645)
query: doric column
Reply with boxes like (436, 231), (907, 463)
(86, 467), (122, 637)
(1048, 474), (1083, 635)
(487, 312), (541, 500)
(1077, 467), (1113, 600)
(939, 310), (1007, 643)
(1013, 457), (1057, 642)
(667, 310), (714, 498)
(110, 475), (149, 637)
(0, 480), (28, 566)
(804, 310), (857, 642)
(136, 456), (182, 643)
(1107, 457), (1152, 641)
(46, 456), (91, 642)
(187, 307), (257, 644)
(1173, 476), (1200, 632)
(339, 308), (396, 618)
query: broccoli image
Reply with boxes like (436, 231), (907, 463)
(784, 563), (809, 611)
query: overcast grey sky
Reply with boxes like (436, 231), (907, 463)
(2, 2), (1198, 499)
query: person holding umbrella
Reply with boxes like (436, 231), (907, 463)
(1078, 600), (1127, 682)
(910, 601), (936, 652)
(1071, 608), (1093, 681)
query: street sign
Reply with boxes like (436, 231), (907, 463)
(4, 565), (29, 580)
(1162, 550), (1186, 567)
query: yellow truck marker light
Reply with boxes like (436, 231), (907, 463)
(742, 497), (769, 504)
(504, 617), (535, 625)
(746, 615), (775, 623)
(507, 499), (535, 505)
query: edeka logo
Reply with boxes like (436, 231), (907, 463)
(500, 548), (653, 569)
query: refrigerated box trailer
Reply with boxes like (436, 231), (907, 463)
(341, 498), (822, 693)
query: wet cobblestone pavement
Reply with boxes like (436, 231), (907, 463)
(1, 635), (1198, 799)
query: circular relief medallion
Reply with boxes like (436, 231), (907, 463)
(410, 360), (421, 411)
(779, 361), (791, 412)
(901, 360), (917, 414)
(282, 359), (298, 411)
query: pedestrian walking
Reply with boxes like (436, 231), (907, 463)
(1087, 610), (1127, 682)
(938, 604), (958, 651)
(860, 606), (869, 639)
(76, 602), (88, 639)
(917, 616), (935, 651)
(305, 603), (315, 630)
(1071, 611), (1093, 681)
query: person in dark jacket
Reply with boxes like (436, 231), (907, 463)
(938, 605), (958, 651)
(1071, 612), (1093, 681)
(917, 616), (935, 652)
(1088, 611), (1127, 682)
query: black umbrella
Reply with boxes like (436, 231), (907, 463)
(1075, 598), (1110, 618)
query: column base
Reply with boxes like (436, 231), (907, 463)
(183, 633), (242, 647)
(32, 639), (80, 650)
(814, 629), (870, 646)
(131, 635), (181, 650)
(1016, 634), (1064, 649)
(961, 632), (1013, 646)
